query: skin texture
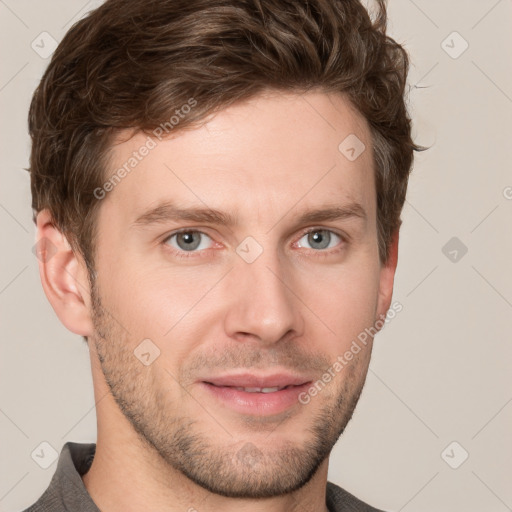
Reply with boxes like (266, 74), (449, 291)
(37, 90), (399, 512)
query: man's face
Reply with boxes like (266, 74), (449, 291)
(88, 90), (391, 498)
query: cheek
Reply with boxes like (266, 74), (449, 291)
(95, 221), (381, 354)
(298, 258), (380, 350)
(97, 246), (221, 349)
(94, 243), (169, 337)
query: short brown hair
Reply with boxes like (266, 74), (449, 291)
(28, 0), (426, 275)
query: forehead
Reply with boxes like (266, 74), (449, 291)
(102, 90), (375, 227)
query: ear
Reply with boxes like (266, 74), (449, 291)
(34, 209), (94, 337)
(375, 226), (400, 325)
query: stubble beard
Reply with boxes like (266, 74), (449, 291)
(89, 281), (371, 499)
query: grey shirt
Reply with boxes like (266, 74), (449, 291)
(22, 442), (386, 512)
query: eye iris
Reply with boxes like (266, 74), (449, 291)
(308, 230), (331, 250)
(176, 232), (201, 251)
(173, 231), (334, 252)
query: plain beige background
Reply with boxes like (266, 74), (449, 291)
(1, 1), (511, 511)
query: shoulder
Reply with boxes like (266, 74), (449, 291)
(20, 442), (98, 512)
(326, 480), (390, 512)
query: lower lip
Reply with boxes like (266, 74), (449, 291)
(200, 382), (311, 416)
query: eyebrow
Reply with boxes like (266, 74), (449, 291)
(131, 200), (367, 229)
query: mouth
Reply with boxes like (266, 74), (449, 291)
(212, 384), (299, 393)
(198, 373), (312, 416)
(201, 372), (311, 389)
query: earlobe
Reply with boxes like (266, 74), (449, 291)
(35, 209), (94, 337)
(375, 227), (400, 325)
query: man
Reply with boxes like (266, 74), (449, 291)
(25, 0), (424, 510)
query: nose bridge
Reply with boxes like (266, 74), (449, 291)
(223, 243), (303, 344)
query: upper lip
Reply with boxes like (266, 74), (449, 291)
(201, 372), (312, 388)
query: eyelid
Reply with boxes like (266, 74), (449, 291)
(162, 228), (216, 251)
(295, 226), (347, 242)
(293, 226), (346, 252)
(161, 226), (347, 259)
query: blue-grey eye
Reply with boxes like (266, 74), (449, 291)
(165, 231), (213, 252)
(297, 230), (341, 250)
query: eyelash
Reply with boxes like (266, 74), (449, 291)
(162, 227), (347, 260)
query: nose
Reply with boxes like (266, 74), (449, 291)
(223, 249), (304, 346)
